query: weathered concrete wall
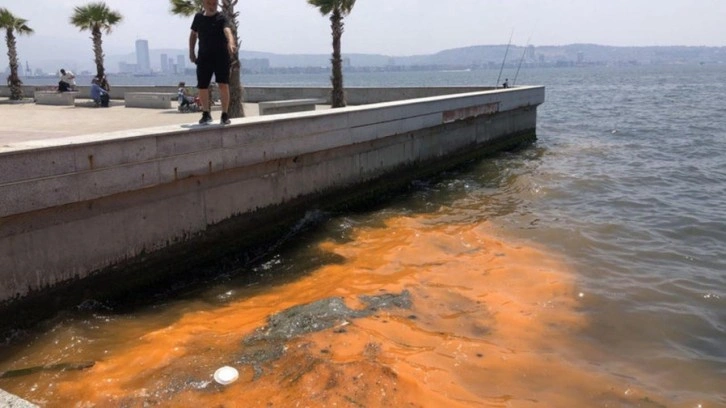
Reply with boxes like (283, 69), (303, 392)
(1, 85), (493, 105)
(0, 87), (543, 308)
(0, 389), (38, 408)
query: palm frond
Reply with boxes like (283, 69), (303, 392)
(70, 2), (123, 33)
(0, 8), (34, 34)
(306, 0), (356, 16)
(170, 0), (202, 17)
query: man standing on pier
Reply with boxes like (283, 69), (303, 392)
(188, 0), (236, 125)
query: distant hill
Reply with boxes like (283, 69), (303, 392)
(107, 44), (726, 72)
(10, 43), (726, 75)
(392, 44), (726, 67)
(531, 44), (726, 65)
(240, 44), (726, 68)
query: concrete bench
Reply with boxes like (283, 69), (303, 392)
(124, 92), (174, 109)
(34, 91), (78, 106)
(258, 98), (326, 115)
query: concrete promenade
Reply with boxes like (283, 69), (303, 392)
(0, 86), (494, 147)
(0, 99), (263, 146)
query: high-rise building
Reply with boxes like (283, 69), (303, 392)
(160, 53), (169, 73)
(135, 39), (151, 74)
(176, 55), (186, 73)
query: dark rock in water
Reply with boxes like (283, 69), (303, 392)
(236, 290), (411, 377)
(244, 290), (411, 345)
(245, 298), (361, 344)
(237, 341), (286, 379)
(360, 291), (412, 311)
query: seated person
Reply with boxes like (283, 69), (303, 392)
(98, 74), (111, 92)
(90, 78), (109, 107)
(178, 81), (191, 108)
(58, 68), (76, 92)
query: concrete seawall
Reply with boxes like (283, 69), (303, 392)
(0, 86), (544, 322)
(0, 85), (492, 105)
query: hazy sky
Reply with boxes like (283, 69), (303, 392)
(2, 0), (726, 69)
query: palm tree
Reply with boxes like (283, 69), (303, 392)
(307, 0), (356, 108)
(0, 8), (33, 100)
(70, 2), (122, 80)
(169, 0), (245, 118)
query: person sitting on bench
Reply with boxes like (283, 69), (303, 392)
(178, 81), (192, 109)
(58, 68), (76, 92)
(90, 77), (109, 107)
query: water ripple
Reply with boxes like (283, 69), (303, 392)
(502, 65), (726, 403)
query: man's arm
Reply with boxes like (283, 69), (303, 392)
(224, 27), (236, 56)
(189, 30), (198, 63)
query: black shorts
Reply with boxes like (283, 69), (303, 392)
(196, 52), (230, 89)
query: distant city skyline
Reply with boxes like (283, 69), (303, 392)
(7, 41), (722, 79)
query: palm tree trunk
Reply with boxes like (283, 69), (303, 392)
(92, 27), (105, 78)
(330, 8), (345, 108)
(221, 0), (245, 118)
(5, 29), (23, 100)
(228, 57), (244, 117)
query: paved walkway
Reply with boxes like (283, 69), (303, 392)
(0, 98), (261, 147)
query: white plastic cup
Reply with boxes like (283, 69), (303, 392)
(213, 366), (239, 385)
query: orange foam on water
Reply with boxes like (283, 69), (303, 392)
(1, 215), (669, 407)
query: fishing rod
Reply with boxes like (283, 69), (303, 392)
(496, 29), (514, 88)
(513, 34), (532, 86)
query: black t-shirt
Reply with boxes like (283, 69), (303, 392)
(191, 12), (229, 57)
